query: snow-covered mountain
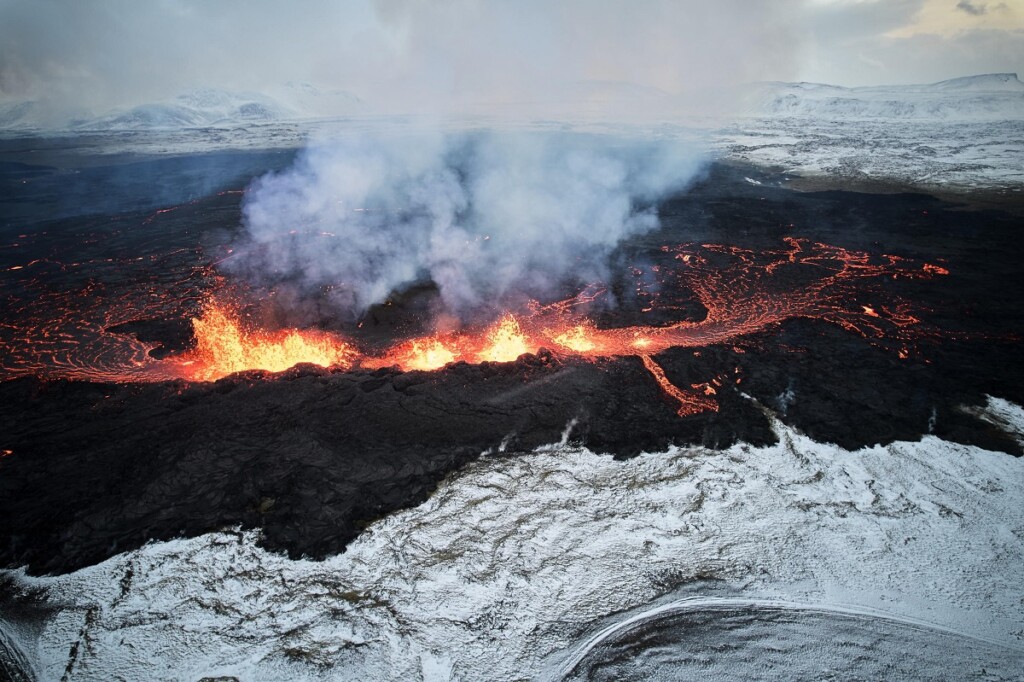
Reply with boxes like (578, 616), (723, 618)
(0, 84), (365, 133)
(80, 92), (279, 130)
(750, 73), (1024, 120)
(2, 73), (1019, 134)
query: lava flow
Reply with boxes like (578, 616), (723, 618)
(1, 238), (950, 417)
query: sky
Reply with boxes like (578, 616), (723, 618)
(802, 0), (1023, 85)
(0, 0), (1021, 118)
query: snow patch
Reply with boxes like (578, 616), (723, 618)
(962, 395), (1024, 447)
(3, 406), (1023, 681)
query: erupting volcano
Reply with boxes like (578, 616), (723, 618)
(3, 0), (1024, 677)
(1, 235), (949, 418)
(3, 150), (1023, 682)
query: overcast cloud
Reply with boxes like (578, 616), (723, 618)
(0, 0), (1020, 120)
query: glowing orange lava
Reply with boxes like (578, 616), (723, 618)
(179, 301), (356, 381)
(1, 239), (955, 418)
(639, 354), (719, 417)
(359, 314), (537, 371)
(478, 314), (531, 362)
(549, 323), (597, 353)
(375, 338), (457, 372)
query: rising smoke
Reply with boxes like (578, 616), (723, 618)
(0, 0), (806, 326)
(229, 130), (706, 323)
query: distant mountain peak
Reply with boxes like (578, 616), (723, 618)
(929, 73), (1022, 90)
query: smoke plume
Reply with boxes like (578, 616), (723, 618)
(230, 130), (706, 322)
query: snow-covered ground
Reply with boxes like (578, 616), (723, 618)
(717, 73), (1024, 194)
(717, 117), (1024, 194)
(2, 397), (1023, 681)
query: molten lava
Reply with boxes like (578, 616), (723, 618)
(181, 302), (357, 381)
(549, 323), (597, 353)
(478, 314), (531, 362)
(381, 338), (457, 372)
(639, 354), (719, 417)
(1, 238), (954, 417)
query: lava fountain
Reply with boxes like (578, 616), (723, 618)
(178, 302), (358, 381)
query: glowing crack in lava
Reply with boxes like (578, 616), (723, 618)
(639, 354), (720, 417)
(1, 239), (950, 417)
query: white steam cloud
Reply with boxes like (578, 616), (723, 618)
(231, 130), (706, 320)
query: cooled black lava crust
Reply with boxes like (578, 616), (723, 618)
(1, 159), (1022, 575)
